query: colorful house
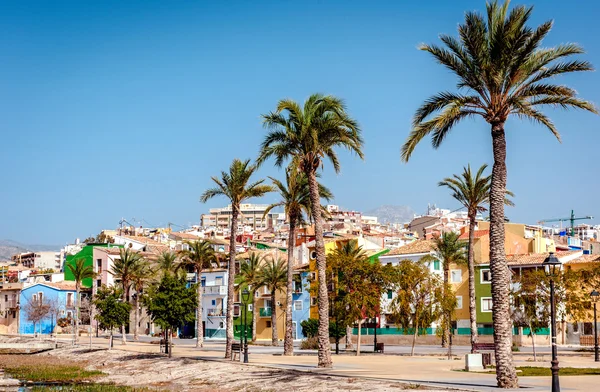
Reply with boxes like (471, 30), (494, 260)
(19, 282), (77, 334)
(64, 243), (117, 288)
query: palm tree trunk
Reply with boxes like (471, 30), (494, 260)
(271, 291), (278, 346)
(411, 318), (418, 356)
(356, 319), (362, 356)
(197, 267), (204, 348)
(121, 285), (128, 345)
(489, 123), (518, 388)
(442, 267), (449, 348)
(168, 328), (173, 358)
(251, 296), (257, 342)
(284, 221), (295, 355)
(134, 287), (139, 341)
(307, 169), (332, 368)
(225, 206), (238, 359)
(467, 214), (478, 353)
(75, 284), (80, 344)
(346, 326), (353, 350)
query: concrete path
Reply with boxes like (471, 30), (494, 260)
(59, 335), (600, 391)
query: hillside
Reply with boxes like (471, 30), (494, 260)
(0, 240), (59, 262)
(364, 205), (415, 224)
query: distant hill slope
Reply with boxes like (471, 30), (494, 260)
(0, 240), (60, 262)
(364, 205), (415, 224)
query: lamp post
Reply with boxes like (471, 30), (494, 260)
(543, 252), (561, 392)
(242, 288), (250, 363)
(373, 316), (378, 352)
(591, 290), (600, 362)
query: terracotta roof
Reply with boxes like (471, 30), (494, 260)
(507, 251), (580, 266)
(170, 232), (203, 240)
(565, 254), (600, 265)
(385, 240), (435, 256)
(458, 230), (490, 240)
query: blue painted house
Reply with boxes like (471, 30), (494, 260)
(291, 269), (311, 340)
(19, 282), (77, 334)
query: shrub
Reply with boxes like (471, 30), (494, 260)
(300, 318), (318, 338)
(300, 337), (319, 350)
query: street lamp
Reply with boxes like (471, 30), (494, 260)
(543, 252), (561, 392)
(590, 290), (600, 362)
(241, 288), (250, 363)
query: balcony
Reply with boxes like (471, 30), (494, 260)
(207, 308), (224, 317)
(6, 300), (17, 309)
(203, 285), (227, 295)
(259, 308), (272, 317)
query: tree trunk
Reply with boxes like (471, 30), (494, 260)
(489, 123), (518, 388)
(197, 267), (204, 347)
(109, 330), (113, 350)
(356, 319), (362, 356)
(122, 285), (128, 345)
(168, 327), (173, 358)
(346, 326), (353, 350)
(531, 330), (536, 362)
(307, 169), (332, 368)
(134, 287), (139, 341)
(442, 266), (449, 348)
(284, 221), (295, 355)
(411, 317), (418, 356)
(75, 284), (80, 344)
(251, 296), (257, 342)
(467, 214), (478, 353)
(271, 291), (278, 346)
(225, 207), (238, 359)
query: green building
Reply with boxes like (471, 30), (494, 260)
(64, 244), (121, 287)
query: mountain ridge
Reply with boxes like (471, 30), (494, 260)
(364, 205), (415, 225)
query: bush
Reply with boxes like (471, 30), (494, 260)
(299, 337), (319, 350)
(300, 318), (318, 338)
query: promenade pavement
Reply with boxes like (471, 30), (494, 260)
(67, 335), (600, 391)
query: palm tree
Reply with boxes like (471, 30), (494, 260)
(111, 248), (143, 344)
(259, 94), (363, 367)
(179, 240), (217, 347)
(200, 158), (272, 358)
(264, 169), (333, 355)
(400, 1), (596, 386)
(257, 256), (287, 346)
(431, 232), (467, 355)
(439, 164), (514, 353)
(235, 252), (262, 342)
(130, 260), (153, 341)
(156, 251), (181, 278)
(66, 258), (95, 344)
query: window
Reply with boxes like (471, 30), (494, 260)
(584, 322), (593, 336)
(38, 292), (44, 303)
(450, 270), (462, 283)
(211, 299), (216, 306)
(266, 321), (272, 328)
(4, 295), (7, 302)
(67, 311), (73, 318)
(456, 296), (463, 309)
(481, 269), (492, 283)
(67, 293), (73, 307)
(481, 297), (493, 312)
(265, 299), (272, 309)
(294, 300), (302, 311)
(233, 304), (240, 317)
(387, 290), (393, 300)
(433, 260), (440, 271)
(201, 278), (206, 287)
(32, 294), (38, 303)
(310, 297), (317, 306)
(215, 276), (223, 286)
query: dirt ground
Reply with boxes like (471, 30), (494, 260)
(38, 347), (449, 391)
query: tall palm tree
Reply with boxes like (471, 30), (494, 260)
(156, 251), (181, 278)
(259, 94), (363, 367)
(400, 1), (596, 386)
(66, 258), (95, 344)
(431, 232), (467, 353)
(200, 158), (272, 358)
(257, 256), (287, 346)
(264, 169), (333, 355)
(130, 260), (153, 341)
(179, 240), (217, 347)
(235, 252), (262, 342)
(439, 164), (514, 353)
(111, 248), (143, 344)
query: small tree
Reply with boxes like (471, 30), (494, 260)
(93, 285), (131, 350)
(388, 258), (444, 356)
(23, 297), (51, 336)
(300, 318), (319, 338)
(257, 256), (287, 346)
(235, 253), (263, 342)
(66, 257), (95, 343)
(144, 274), (197, 358)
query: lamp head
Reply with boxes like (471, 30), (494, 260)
(242, 288), (249, 302)
(591, 289), (600, 302)
(543, 252), (561, 278)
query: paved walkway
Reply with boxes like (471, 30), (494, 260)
(65, 336), (600, 391)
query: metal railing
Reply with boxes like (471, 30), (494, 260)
(259, 308), (272, 317)
(207, 308), (224, 317)
(203, 285), (227, 295)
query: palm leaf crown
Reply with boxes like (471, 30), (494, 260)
(402, 0), (597, 161)
(200, 158), (272, 206)
(258, 93), (364, 173)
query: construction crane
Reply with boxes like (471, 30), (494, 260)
(538, 210), (593, 236)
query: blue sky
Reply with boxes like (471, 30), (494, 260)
(1, 0), (599, 245)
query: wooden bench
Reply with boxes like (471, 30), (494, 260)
(473, 343), (495, 367)
(375, 342), (385, 353)
(231, 342), (242, 361)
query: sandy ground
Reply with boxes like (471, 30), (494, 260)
(40, 347), (452, 391)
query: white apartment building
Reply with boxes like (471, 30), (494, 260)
(201, 204), (275, 231)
